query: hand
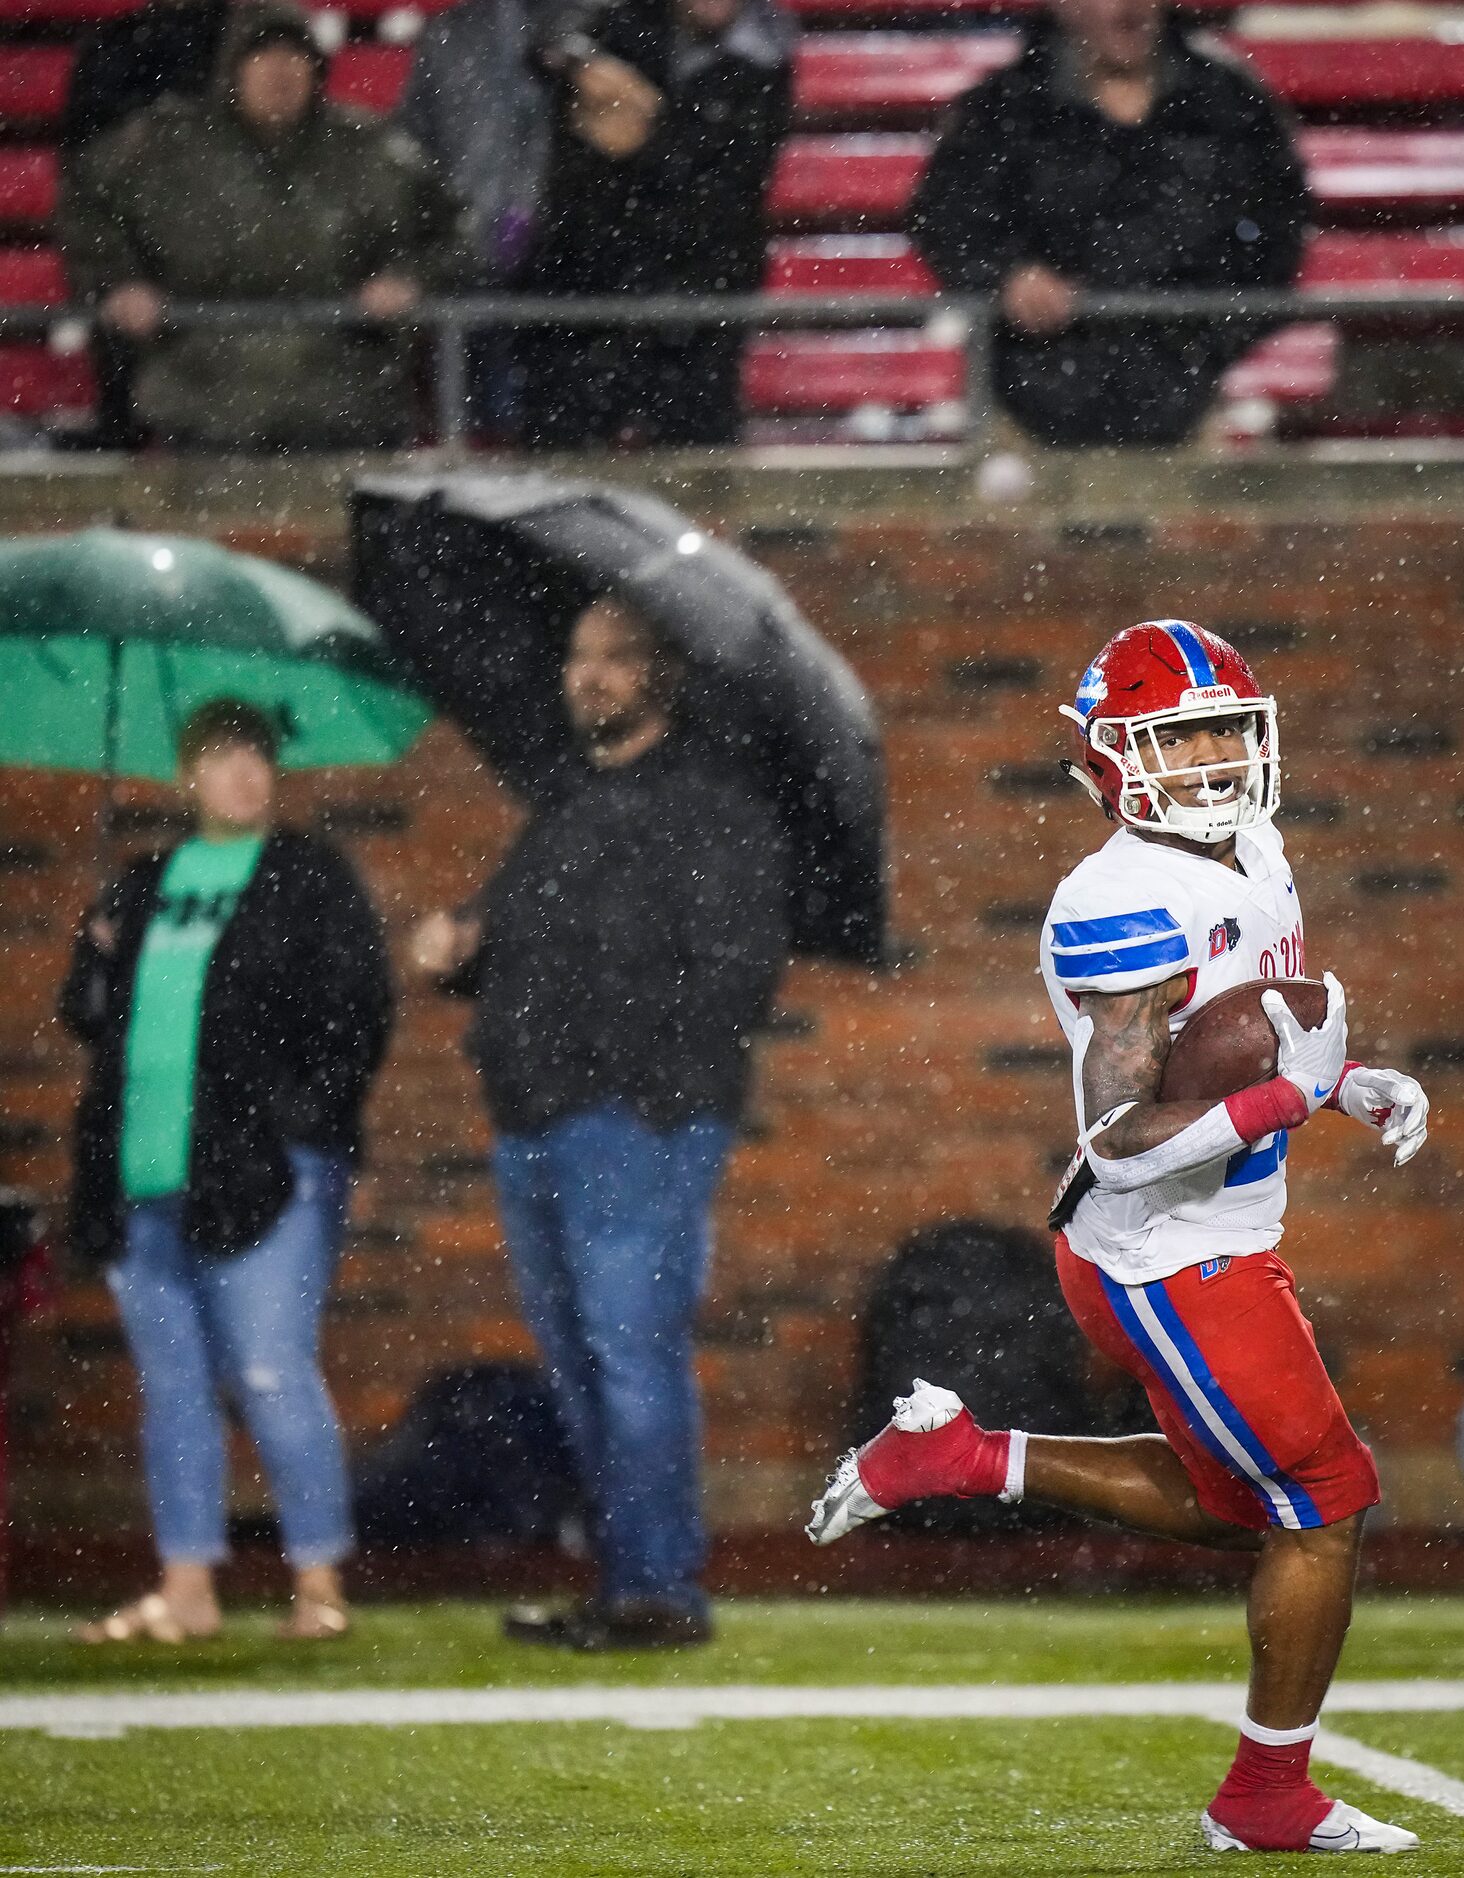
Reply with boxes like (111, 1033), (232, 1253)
(410, 910), (480, 979)
(100, 282), (166, 341)
(1334, 1065), (1429, 1167)
(87, 914), (117, 954)
(1261, 971), (1348, 1116)
(1000, 264), (1077, 336)
(357, 274), (420, 322)
(570, 53), (662, 159)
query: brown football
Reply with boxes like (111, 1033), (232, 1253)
(1158, 977), (1329, 1104)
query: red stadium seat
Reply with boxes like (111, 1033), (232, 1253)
(744, 330), (965, 413)
(0, 49), (74, 129)
(0, 245), (68, 303)
(1301, 129), (1464, 218)
(0, 343), (94, 417)
(326, 44), (413, 115)
(794, 33), (1017, 125)
(792, 33), (1464, 126)
(1243, 37), (1464, 112)
(1301, 228), (1464, 287)
(768, 134), (927, 228)
(0, 152), (60, 229)
(1222, 324), (1337, 403)
(0, 0), (136, 21)
(767, 233), (936, 294)
(782, 0), (1368, 15)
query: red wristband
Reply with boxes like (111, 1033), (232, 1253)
(1225, 1077), (1309, 1142)
(1325, 1061), (1362, 1111)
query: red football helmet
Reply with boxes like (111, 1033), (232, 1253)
(1060, 620), (1279, 844)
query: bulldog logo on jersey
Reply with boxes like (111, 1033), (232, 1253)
(1208, 918), (1241, 959)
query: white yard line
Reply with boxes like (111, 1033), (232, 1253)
(1312, 1727), (1464, 1821)
(3, 1678), (1464, 1738)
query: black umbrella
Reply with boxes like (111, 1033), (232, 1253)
(350, 473), (887, 965)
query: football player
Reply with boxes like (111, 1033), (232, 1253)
(808, 621), (1430, 1855)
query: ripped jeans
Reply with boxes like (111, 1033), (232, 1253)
(109, 1146), (353, 1567)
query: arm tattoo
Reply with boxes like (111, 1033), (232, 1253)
(1081, 975), (1216, 1158)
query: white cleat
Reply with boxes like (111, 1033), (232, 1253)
(1201, 1801), (1420, 1854)
(805, 1448), (887, 1546)
(805, 1379), (967, 1547)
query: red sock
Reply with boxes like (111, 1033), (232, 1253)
(1208, 1725), (1332, 1851)
(857, 1410), (1011, 1509)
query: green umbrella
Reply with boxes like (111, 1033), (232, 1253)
(0, 527), (430, 783)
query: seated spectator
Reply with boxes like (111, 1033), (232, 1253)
(908, 0), (1308, 448)
(520, 0), (793, 448)
(60, 699), (391, 1643)
(58, 4), (471, 452)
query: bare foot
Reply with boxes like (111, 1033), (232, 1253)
(275, 1596), (351, 1641)
(74, 1590), (220, 1645)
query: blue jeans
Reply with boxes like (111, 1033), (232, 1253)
(109, 1145), (353, 1568)
(492, 1105), (733, 1613)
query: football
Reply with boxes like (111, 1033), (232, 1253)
(1158, 977), (1330, 1103)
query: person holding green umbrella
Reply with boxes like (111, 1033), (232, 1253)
(58, 697), (392, 1643)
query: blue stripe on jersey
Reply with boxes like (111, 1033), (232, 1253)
(1164, 622), (1218, 689)
(1224, 1129), (1289, 1188)
(1051, 908), (1181, 948)
(1140, 1279), (1323, 1530)
(1052, 931), (1189, 980)
(1098, 1271), (1322, 1531)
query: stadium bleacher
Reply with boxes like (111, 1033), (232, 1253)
(2, 0), (1462, 440)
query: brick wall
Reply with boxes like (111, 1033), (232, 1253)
(4, 510), (1462, 1543)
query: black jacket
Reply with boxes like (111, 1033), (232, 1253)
(463, 737), (788, 1132)
(529, 0), (791, 299)
(908, 17), (1308, 445)
(60, 829), (391, 1262)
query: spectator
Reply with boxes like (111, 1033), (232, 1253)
(58, 3), (470, 452)
(411, 597), (788, 1649)
(519, 0), (793, 446)
(398, 0), (552, 436)
(908, 0), (1308, 448)
(60, 699), (391, 1643)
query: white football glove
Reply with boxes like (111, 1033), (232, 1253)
(1334, 1064), (1429, 1167)
(1261, 970), (1348, 1117)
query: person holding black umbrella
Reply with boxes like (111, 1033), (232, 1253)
(412, 596), (788, 1649)
(60, 698), (392, 1643)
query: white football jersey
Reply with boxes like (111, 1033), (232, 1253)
(1040, 822), (1306, 1283)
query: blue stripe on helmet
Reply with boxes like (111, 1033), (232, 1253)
(1224, 1129), (1289, 1188)
(1163, 622), (1218, 689)
(1052, 908), (1182, 948)
(1052, 932), (1189, 980)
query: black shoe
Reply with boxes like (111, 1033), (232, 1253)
(501, 1598), (600, 1647)
(503, 1596), (712, 1652)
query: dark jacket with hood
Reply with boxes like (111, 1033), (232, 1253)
(60, 829), (391, 1263)
(59, 3), (472, 449)
(461, 734), (789, 1134)
(514, 0), (792, 443)
(908, 14), (1308, 446)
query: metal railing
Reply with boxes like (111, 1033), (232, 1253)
(2, 285), (1461, 450)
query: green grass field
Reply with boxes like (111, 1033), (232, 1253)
(1, 1596), (1462, 1875)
